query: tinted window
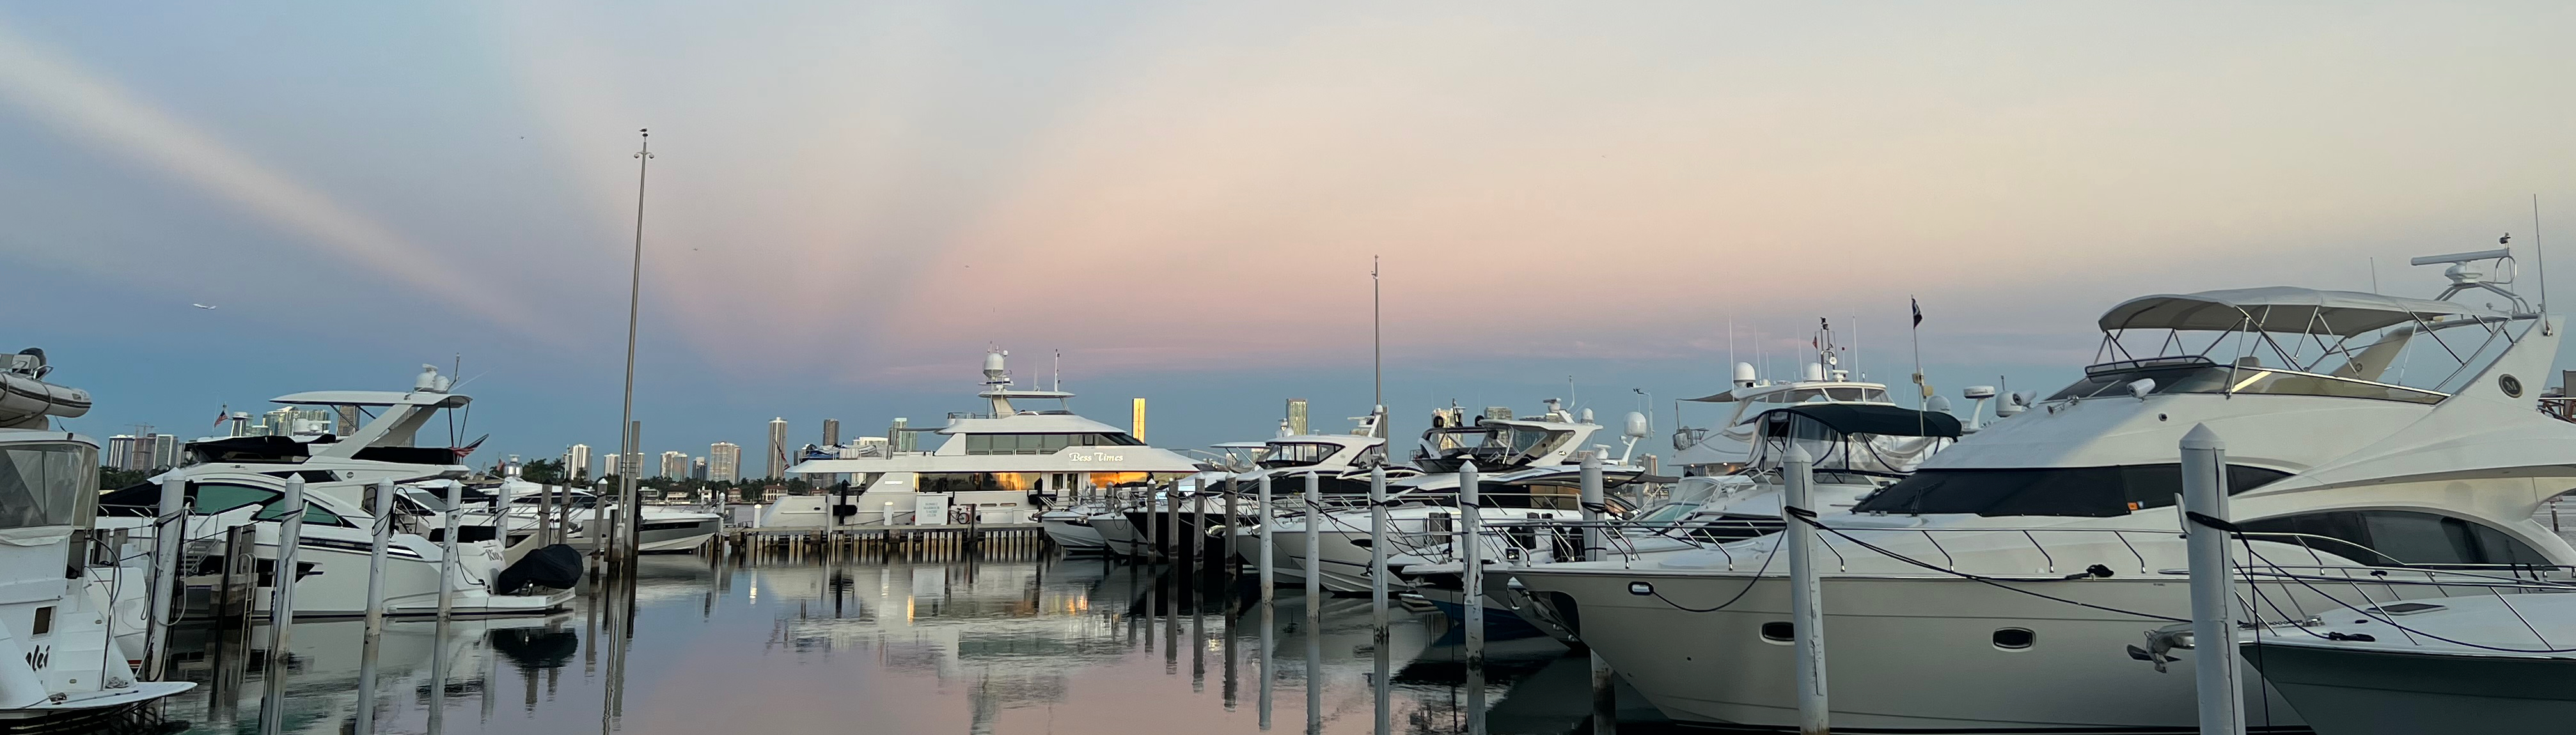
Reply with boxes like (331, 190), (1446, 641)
(1853, 464), (2290, 517)
(2236, 510), (2548, 567)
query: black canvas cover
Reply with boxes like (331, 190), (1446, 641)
(494, 543), (583, 594)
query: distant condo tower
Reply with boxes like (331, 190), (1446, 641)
(564, 443), (593, 480)
(1287, 398), (1310, 435)
(822, 418), (840, 447)
(709, 442), (741, 483)
(659, 451), (689, 479)
(766, 417), (789, 480)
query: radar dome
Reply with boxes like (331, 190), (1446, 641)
(1624, 411), (1650, 439)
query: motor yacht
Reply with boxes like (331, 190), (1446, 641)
(1266, 400), (1644, 594)
(95, 368), (579, 621)
(1512, 252), (2576, 731)
(769, 350), (1203, 531)
(435, 479), (722, 553)
(0, 348), (194, 725)
(2238, 587), (2576, 735)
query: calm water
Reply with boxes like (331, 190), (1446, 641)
(157, 549), (1663, 735)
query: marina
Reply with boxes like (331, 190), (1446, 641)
(10, 4), (2576, 733)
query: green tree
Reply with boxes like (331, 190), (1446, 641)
(520, 458), (567, 484)
(98, 467), (153, 490)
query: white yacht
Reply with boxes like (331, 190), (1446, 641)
(768, 351), (1203, 530)
(1266, 400), (1643, 593)
(2240, 589), (2576, 735)
(1513, 251), (2576, 732)
(95, 368), (578, 619)
(437, 480), (723, 553)
(0, 348), (193, 725)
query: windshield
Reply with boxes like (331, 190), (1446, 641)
(1258, 442), (1344, 468)
(0, 442), (95, 530)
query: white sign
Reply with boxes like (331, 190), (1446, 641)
(915, 495), (948, 527)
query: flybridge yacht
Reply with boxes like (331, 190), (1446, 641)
(768, 350), (1202, 530)
(1268, 400), (1651, 593)
(1669, 325), (1947, 476)
(95, 367), (579, 620)
(0, 348), (192, 724)
(1512, 249), (2576, 732)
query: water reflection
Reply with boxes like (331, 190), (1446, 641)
(162, 550), (1628, 735)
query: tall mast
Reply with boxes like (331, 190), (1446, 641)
(617, 128), (652, 564)
(1372, 256), (1384, 438)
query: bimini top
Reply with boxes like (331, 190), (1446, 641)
(2097, 287), (2501, 337)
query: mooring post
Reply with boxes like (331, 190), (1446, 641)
(143, 472), (185, 681)
(1783, 445), (1828, 735)
(1581, 454), (1615, 734)
(2181, 424), (2245, 735)
(1369, 463), (1390, 735)
(439, 481), (461, 617)
(1304, 471), (1321, 620)
(364, 479), (395, 633)
(258, 475), (310, 735)
(1461, 460), (1484, 665)
(1259, 475), (1275, 600)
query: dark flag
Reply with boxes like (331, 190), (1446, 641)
(1910, 298), (1923, 327)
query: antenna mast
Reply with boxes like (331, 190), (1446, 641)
(2537, 194), (2549, 314)
(1373, 256), (1384, 438)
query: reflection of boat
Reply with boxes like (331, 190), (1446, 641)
(770, 350), (1202, 529)
(95, 368), (578, 619)
(1520, 258), (2576, 731)
(0, 348), (193, 725)
(164, 612), (576, 731)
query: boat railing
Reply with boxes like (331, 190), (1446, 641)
(1465, 518), (2576, 583)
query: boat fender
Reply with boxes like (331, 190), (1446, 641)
(2061, 564), (2115, 580)
(494, 543), (583, 594)
(833, 504), (858, 518)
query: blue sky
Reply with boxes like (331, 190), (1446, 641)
(7, 2), (2575, 465)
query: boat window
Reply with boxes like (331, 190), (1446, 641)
(1258, 443), (1344, 468)
(917, 472), (1043, 493)
(1853, 463), (2291, 517)
(2234, 510), (2549, 568)
(0, 442), (94, 530)
(253, 499), (349, 527)
(964, 433), (1143, 455)
(2048, 360), (2445, 405)
(192, 483), (278, 514)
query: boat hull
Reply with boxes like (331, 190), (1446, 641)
(1511, 568), (2318, 732)
(2246, 640), (2576, 735)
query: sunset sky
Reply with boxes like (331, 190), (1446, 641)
(8, 2), (2574, 464)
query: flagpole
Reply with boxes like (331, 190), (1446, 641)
(617, 128), (652, 568)
(1910, 297), (1928, 437)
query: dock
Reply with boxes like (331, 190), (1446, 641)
(721, 523), (1051, 558)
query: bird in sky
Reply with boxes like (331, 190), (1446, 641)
(190, 304), (217, 310)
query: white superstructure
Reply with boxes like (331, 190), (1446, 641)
(764, 351), (1204, 529)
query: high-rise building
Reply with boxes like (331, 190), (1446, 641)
(660, 451), (689, 479)
(822, 418), (840, 447)
(1286, 398), (1310, 435)
(890, 417), (913, 453)
(106, 435), (139, 470)
(709, 442), (741, 483)
(564, 444), (593, 480)
(766, 417), (789, 479)
(150, 434), (178, 468)
(691, 456), (708, 481)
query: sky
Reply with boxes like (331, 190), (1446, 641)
(6, 2), (2575, 467)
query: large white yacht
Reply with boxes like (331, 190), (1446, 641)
(0, 348), (194, 725)
(1512, 251), (2576, 732)
(767, 351), (1203, 529)
(95, 368), (578, 619)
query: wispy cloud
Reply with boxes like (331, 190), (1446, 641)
(0, 16), (532, 331)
